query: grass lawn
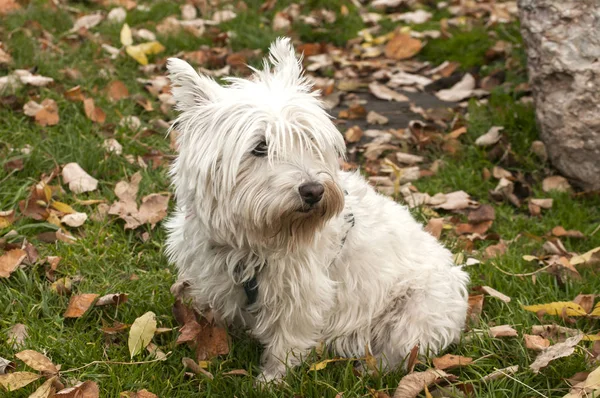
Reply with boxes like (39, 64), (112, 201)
(1, 0), (599, 397)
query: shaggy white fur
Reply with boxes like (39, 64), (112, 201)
(165, 37), (469, 382)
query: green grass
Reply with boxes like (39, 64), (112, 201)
(1, 0), (600, 397)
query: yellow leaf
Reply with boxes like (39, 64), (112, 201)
(51, 201), (76, 214)
(424, 385), (433, 398)
(308, 357), (357, 371)
(522, 302), (587, 316)
(15, 350), (58, 374)
(0, 371), (41, 391)
(128, 311), (157, 358)
(120, 23), (133, 47)
(583, 335), (600, 341)
(563, 365), (600, 398)
(571, 246), (600, 265)
(43, 184), (52, 203)
(125, 42), (165, 65)
(591, 303), (600, 317)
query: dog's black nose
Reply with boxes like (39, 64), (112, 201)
(299, 182), (324, 205)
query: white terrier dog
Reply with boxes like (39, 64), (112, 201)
(165, 38), (469, 382)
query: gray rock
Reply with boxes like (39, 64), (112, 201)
(518, 0), (600, 190)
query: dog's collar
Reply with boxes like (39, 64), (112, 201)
(242, 191), (355, 307)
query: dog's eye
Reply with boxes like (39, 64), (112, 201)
(251, 141), (268, 157)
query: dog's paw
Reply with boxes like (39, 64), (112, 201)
(255, 368), (287, 388)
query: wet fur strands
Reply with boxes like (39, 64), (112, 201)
(165, 37), (469, 383)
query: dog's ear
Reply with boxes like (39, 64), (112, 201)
(267, 37), (303, 86)
(167, 58), (221, 110)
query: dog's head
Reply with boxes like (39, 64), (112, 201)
(167, 38), (345, 251)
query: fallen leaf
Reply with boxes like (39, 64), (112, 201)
(475, 126), (503, 147)
(309, 358), (354, 371)
(571, 246), (600, 265)
(393, 369), (449, 398)
(0, 249), (26, 278)
(64, 86), (85, 102)
(120, 23), (133, 47)
(0, 357), (14, 375)
(591, 303), (600, 317)
(0, 371), (41, 391)
(61, 212), (87, 227)
(433, 191), (478, 211)
(573, 294), (595, 314)
(28, 376), (56, 398)
(103, 138), (123, 155)
(70, 13), (103, 33)
(62, 163), (98, 193)
(95, 293), (128, 306)
(223, 369), (249, 376)
(484, 242), (508, 259)
(64, 294), (99, 318)
(424, 218), (444, 239)
(146, 342), (167, 361)
(126, 41), (165, 65)
(369, 82), (409, 102)
(432, 354), (473, 370)
(344, 126), (363, 143)
(481, 365), (519, 382)
(489, 325), (518, 338)
(107, 80), (129, 101)
(54, 380), (99, 397)
(552, 226), (585, 239)
(0, 0), (20, 15)
(455, 220), (493, 235)
(83, 98), (106, 123)
(529, 198), (553, 210)
(542, 176), (571, 193)
(530, 334), (583, 373)
(522, 302), (587, 317)
(524, 334), (550, 351)
(137, 194), (169, 229)
(435, 74), (484, 102)
(385, 33), (423, 60)
(467, 294), (484, 323)
(24, 99), (59, 126)
(563, 365), (600, 398)
(176, 320), (202, 345)
(481, 286), (511, 303)
(468, 204), (496, 223)
(7, 323), (27, 349)
(15, 350), (57, 374)
(367, 111), (389, 125)
(128, 311), (157, 358)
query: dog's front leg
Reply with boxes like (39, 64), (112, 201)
(254, 263), (335, 383)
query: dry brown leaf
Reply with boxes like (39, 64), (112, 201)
(0, 0), (20, 15)
(0, 371), (41, 391)
(54, 380), (100, 397)
(467, 294), (484, 323)
(107, 80), (130, 101)
(15, 350), (57, 374)
(551, 226), (585, 239)
(393, 369), (449, 398)
(344, 126), (363, 143)
(385, 33), (423, 60)
(62, 163), (98, 194)
(28, 375), (56, 398)
(542, 176), (571, 193)
(83, 98), (106, 123)
(475, 126), (503, 147)
(7, 323), (27, 349)
(424, 217), (443, 239)
(455, 220), (493, 235)
(223, 369), (249, 376)
(480, 286), (511, 303)
(61, 212), (87, 227)
(524, 334), (550, 351)
(433, 191), (478, 211)
(480, 365), (519, 382)
(573, 294), (595, 314)
(530, 198), (553, 209)
(146, 342), (167, 361)
(468, 204), (496, 223)
(176, 320), (202, 345)
(137, 194), (169, 229)
(571, 246), (600, 266)
(432, 354), (473, 370)
(489, 325), (518, 338)
(121, 389), (158, 398)
(484, 241), (508, 259)
(367, 111), (389, 125)
(0, 357), (14, 375)
(531, 324), (581, 340)
(64, 85), (84, 102)
(70, 13), (103, 32)
(0, 248), (26, 278)
(368, 82), (409, 102)
(64, 294), (99, 318)
(530, 334), (583, 373)
(563, 366), (600, 398)
(95, 293), (128, 306)
(435, 74), (481, 102)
